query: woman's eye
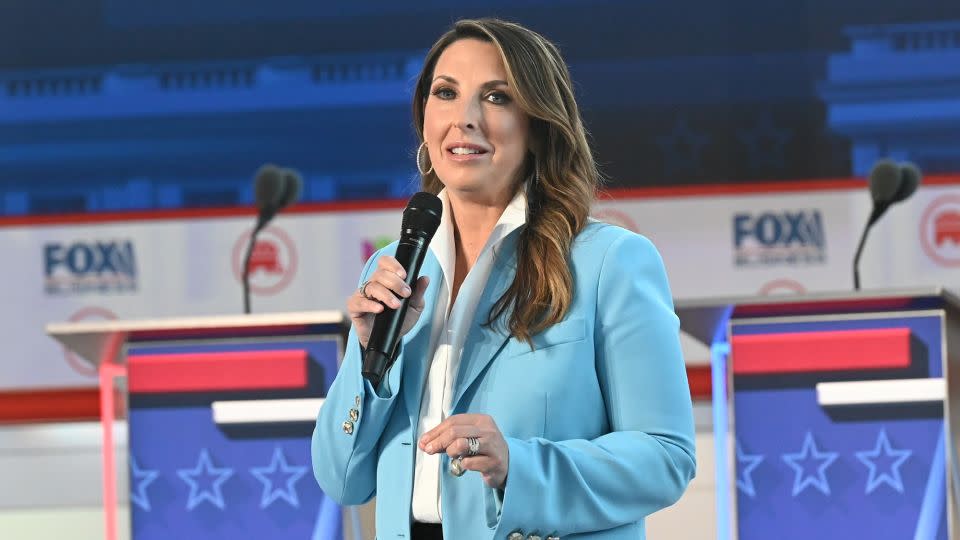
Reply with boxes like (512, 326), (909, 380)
(431, 87), (456, 100)
(485, 91), (510, 105)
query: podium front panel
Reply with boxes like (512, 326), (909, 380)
(122, 326), (344, 540)
(730, 310), (949, 540)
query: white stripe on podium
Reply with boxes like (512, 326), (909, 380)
(816, 378), (944, 407)
(212, 398), (325, 424)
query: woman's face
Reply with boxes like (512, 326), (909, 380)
(422, 38), (530, 204)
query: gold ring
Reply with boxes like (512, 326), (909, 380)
(449, 456), (465, 477)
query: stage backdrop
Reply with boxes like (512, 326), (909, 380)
(3, 178), (959, 391)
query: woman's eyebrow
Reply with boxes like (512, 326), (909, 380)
(431, 75), (509, 89)
(432, 74), (458, 85)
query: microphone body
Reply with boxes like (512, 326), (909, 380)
(362, 192), (442, 389)
(361, 236), (430, 387)
(852, 160), (921, 290)
(243, 165), (302, 313)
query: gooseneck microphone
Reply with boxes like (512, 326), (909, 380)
(362, 192), (442, 389)
(852, 159), (921, 290)
(242, 164), (303, 313)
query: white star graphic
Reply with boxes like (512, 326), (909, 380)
(737, 112), (792, 171)
(781, 431), (838, 496)
(177, 449), (234, 511)
(129, 456), (159, 511)
(250, 447), (309, 509)
(656, 117), (709, 177)
(736, 440), (764, 498)
(856, 428), (912, 494)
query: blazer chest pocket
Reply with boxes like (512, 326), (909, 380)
(505, 316), (586, 358)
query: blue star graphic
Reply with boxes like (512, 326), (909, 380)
(177, 449), (234, 511)
(250, 447), (309, 509)
(656, 117), (709, 178)
(781, 431), (838, 496)
(129, 456), (159, 511)
(738, 113), (791, 171)
(856, 428), (912, 494)
(736, 440), (764, 498)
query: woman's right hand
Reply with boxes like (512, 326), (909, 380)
(348, 256), (430, 349)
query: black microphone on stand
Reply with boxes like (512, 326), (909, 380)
(277, 167), (303, 214)
(852, 159), (921, 290)
(362, 192), (442, 389)
(242, 165), (303, 314)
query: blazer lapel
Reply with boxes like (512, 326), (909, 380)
(401, 252), (443, 426)
(450, 232), (520, 411)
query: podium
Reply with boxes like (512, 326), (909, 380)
(677, 288), (960, 540)
(46, 312), (348, 540)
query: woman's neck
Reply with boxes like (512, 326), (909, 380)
(446, 190), (511, 268)
(445, 189), (512, 305)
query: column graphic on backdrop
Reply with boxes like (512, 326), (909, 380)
(819, 20), (960, 176)
(231, 226), (298, 295)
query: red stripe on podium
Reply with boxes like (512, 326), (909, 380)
(0, 364), (714, 424)
(733, 298), (913, 318)
(686, 365), (711, 400)
(731, 328), (911, 375)
(0, 387), (101, 423)
(127, 350), (308, 393)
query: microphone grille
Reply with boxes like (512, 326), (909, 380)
(868, 159), (902, 205)
(279, 168), (303, 208)
(401, 192), (443, 237)
(892, 162), (921, 203)
(254, 164), (286, 209)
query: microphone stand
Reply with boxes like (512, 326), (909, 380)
(242, 215), (270, 314)
(852, 204), (885, 291)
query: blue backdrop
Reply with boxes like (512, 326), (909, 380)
(1, 1), (959, 213)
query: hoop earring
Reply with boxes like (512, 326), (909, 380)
(416, 141), (434, 176)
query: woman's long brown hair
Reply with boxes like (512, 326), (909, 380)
(412, 18), (600, 344)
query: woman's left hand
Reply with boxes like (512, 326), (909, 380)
(419, 414), (510, 490)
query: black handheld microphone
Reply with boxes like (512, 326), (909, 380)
(853, 159), (921, 290)
(243, 164), (304, 313)
(362, 192), (442, 389)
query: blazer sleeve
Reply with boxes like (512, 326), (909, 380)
(311, 247), (407, 505)
(493, 232), (697, 537)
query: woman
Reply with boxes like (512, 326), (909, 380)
(312, 18), (695, 540)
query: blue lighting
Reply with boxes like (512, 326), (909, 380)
(711, 305), (734, 540)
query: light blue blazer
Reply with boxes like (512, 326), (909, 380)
(312, 222), (696, 540)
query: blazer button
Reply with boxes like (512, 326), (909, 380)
(342, 421), (354, 435)
(355, 395), (361, 407)
(507, 532), (524, 540)
(349, 408), (360, 422)
(527, 535), (542, 540)
(546, 536), (559, 540)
